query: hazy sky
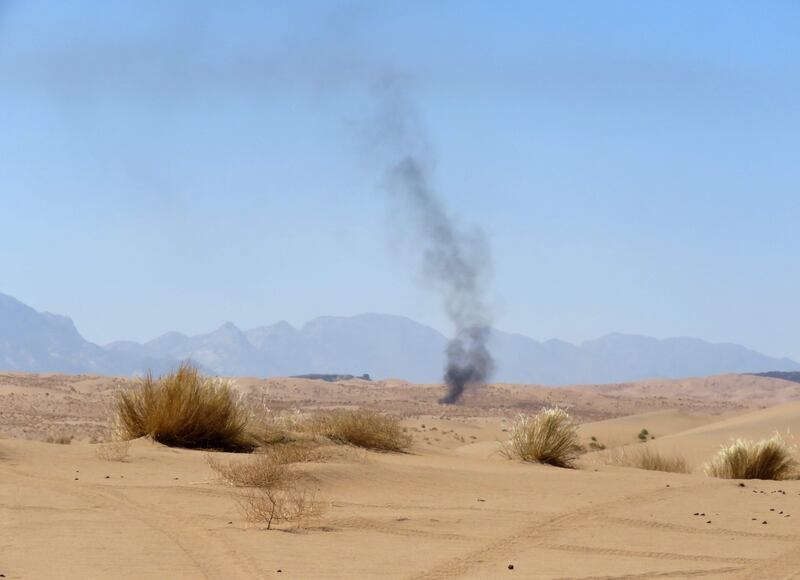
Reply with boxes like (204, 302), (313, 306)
(2, 1), (799, 359)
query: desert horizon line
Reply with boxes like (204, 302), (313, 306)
(2, 290), (796, 363)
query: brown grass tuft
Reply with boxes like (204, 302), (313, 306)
(312, 409), (411, 452)
(704, 434), (798, 480)
(501, 407), (581, 468)
(115, 362), (255, 451)
(611, 446), (690, 474)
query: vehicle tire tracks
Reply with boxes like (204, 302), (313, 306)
(409, 481), (748, 580)
(3, 466), (265, 580)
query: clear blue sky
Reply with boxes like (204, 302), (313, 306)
(1, 1), (799, 359)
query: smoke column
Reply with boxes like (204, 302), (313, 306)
(368, 75), (494, 404)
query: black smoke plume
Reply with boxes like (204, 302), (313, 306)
(370, 75), (493, 404)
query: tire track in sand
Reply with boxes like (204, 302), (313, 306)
(4, 466), (265, 580)
(600, 516), (800, 542)
(409, 481), (746, 580)
(734, 542), (800, 580)
(326, 516), (468, 540)
(551, 565), (744, 580)
(539, 543), (754, 565)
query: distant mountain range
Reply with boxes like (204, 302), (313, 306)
(2, 291), (799, 385)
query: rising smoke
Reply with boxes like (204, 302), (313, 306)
(368, 75), (494, 404)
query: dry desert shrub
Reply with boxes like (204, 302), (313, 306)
(611, 446), (690, 474)
(501, 407), (581, 468)
(208, 443), (326, 530)
(268, 440), (327, 464)
(208, 451), (297, 488)
(704, 434), (798, 480)
(312, 409), (411, 452)
(249, 399), (312, 444)
(237, 487), (325, 530)
(95, 439), (131, 462)
(114, 362), (255, 452)
(45, 434), (73, 444)
(207, 442), (324, 488)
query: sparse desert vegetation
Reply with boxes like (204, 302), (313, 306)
(248, 399), (310, 444)
(236, 486), (325, 530)
(208, 441), (327, 530)
(312, 408), (412, 452)
(588, 435), (606, 451)
(501, 407), (581, 468)
(208, 449), (298, 489)
(5, 371), (800, 577)
(611, 446), (690, 474)
(114, 362), (256, 452)
(207, 442), (323, 488)
(704, 433), (798, 480)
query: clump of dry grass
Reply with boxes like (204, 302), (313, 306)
(611, 446), (690, 474)
(501, 407), (581, 468)
(45, 434), (74, 445)
(115, 362), (255, 452)
(312, 409), (411, 452)
(95, 439), (132, 462)
(704, 434), (798, 480)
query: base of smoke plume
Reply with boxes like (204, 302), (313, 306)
(438, 383), (465, 405)
(438, 379), (481, 405)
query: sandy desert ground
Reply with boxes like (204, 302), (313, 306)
(2, 372), (800, 579)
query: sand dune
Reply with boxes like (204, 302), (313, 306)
(575, 373), (800, 406)
(2, 372), (800, 579)
(578, 400), (800, 465)
(3, 371), (797, 442)
(576, 408), (744, 449)
(639, 401), (800, 468)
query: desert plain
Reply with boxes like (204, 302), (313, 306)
(2, 372), (800, 579)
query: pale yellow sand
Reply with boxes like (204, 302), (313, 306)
(2, 372), (800, 579)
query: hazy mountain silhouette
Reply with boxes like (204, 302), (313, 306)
(2, 292), (799, 384)
(0, 293), (173, 375)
